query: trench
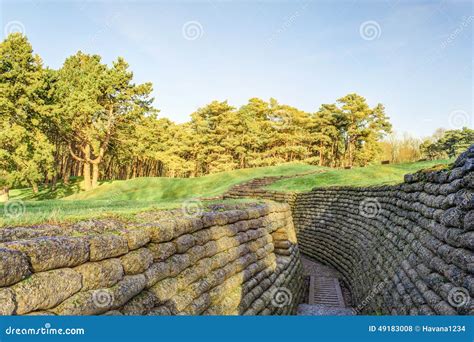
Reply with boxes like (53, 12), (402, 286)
(224, 145), (474, 316)
(0, 146), (472, 316)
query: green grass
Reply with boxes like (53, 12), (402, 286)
(10, 177), (84, 201)
(65, 163), (322, 201)
(0, 197), (260, 228)
(1, 163), (320, 226)
(1, 159), (452, 227)
(267, 159), (452, 192)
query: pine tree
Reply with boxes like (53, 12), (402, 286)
(55, 52), (155, 190)
(0, 33), (54, 200)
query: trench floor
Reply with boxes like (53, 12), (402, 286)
(297, 255), (355, 316)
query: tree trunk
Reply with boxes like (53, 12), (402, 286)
(92, 163), (99, 189)
(63, 157), (71, 185)
(31, 182), (39, 194)
(0, 187), (9, 202)
(319, 141), (324, 166)
(83, 144), (93, 190)
(83, 161), (92, 191)
(51, 175), (57, 190)
(347, 138), (353, 167)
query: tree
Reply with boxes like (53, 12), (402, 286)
(0, 33), (54, 200)
(1, 34), (397, 193)
(336, 94), (392, 167)
(311, 104), (341, 166)
(381, 132), (422, 163)
(55, 52), (155, 190)
(421, 127), (474, 159)
(189, 101), (236, 175)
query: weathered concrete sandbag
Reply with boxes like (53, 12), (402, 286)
(0, 202), (303, 316)
(74, 258), (124, 290)
(51, 274), (146, 315)
(87, 234), (128, 261)
(119, 227), (151, 250)
(0, 247), (31, 287)
(11, 268), (82, 314)
(144, 261), (171, 288)
(120, 290), (158, 315)
(0, 288), (16, 315)
(149, 277), (178, 302)
(147, 242), (176, 261)
(2, 237), (89, 272)
(120, 247), (154, 275)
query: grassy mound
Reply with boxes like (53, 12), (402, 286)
(2, 159), (451, 227)
(267, 159), (451, 192)
(1, 163), (320, 226)
(65, 163), (322, 201)
(10, 177), (84, 201)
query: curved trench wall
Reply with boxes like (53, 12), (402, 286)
(0, 203), (303, 315)
(293, 146), (474, 315)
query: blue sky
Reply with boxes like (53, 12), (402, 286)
(1, 0), (472, 137)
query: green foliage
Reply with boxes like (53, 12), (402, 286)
(421, 128), (474, 159)
(54, 51), (156, 189)
(268, 158), (451, 191)
(0, 33), (54, 194)
(1, 34), (396, 198)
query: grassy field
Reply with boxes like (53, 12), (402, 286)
(1, 159), (451, 227)
(1, 163), (320, 226)
(267, 159), (451, 192)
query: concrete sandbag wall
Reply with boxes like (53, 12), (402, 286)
(0, 203), (304, 315)
(293, 146), (474, 315)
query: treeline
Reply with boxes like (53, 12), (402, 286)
(420, 128), (474, 160)
(1, 34), (395, 197)
(379, 128), (474, 164)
